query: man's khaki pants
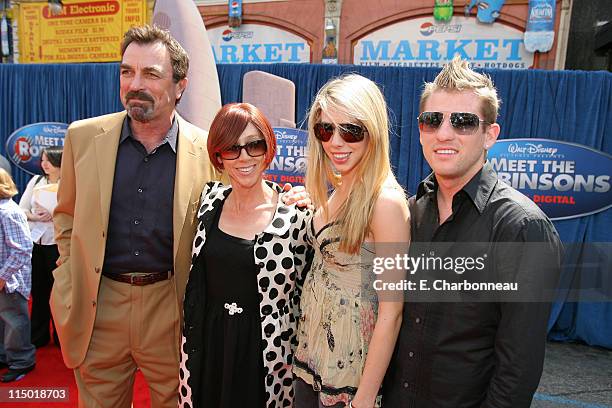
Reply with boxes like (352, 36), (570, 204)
(74, 276), (180, 408)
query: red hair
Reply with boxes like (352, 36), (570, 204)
(207, 103), (277, 171)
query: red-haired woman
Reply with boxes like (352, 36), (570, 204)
(179, 103), (313, 408)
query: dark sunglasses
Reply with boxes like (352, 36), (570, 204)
(313, 122), (367, 143)
(418, 112), (491, 135)
(218, 139), (267, 160)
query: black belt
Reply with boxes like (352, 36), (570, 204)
(102, 270), (173, 286)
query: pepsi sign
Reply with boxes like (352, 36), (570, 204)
(488, 139), (612, 220)
(5, 122), (67, 175)
(264, 127), (307, 186)
(229, 0), (242, 18)
(208, 24), (310, 63)
(420, 22), (435, 36)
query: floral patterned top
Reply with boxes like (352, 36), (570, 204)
(293, 220), (380, 407)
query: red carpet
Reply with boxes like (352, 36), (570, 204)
(0, 344), (151, 407)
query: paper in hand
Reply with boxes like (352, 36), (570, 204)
(33, 183), (59, 214)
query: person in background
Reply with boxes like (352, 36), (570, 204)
(293, 74), (410, 408)
(0, 155), (10, 175)
(0, 168), (36, 382)
(179, 103), (313, 408)
(19, 146), (63, 348)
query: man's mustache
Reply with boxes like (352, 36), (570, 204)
(125, 91), (154, 104)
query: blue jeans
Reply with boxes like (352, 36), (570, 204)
(0, 290), (36, 369)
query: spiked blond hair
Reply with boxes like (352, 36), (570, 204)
(420, 56), (500, 123)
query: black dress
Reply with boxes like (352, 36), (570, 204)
(197, 203), (265, 407)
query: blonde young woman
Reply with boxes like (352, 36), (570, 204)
(293, 75), (410, 408)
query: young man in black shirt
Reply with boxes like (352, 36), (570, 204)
(383, 57), (562, 408)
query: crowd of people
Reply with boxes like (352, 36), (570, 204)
(0, 24), (562, 407)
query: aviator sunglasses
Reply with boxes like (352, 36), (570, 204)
(218, 139), (267, 160)
(418, 111), (491, 135)
(313, 122), (367, 143)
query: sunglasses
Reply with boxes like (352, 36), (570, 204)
(418, 112), (491, 135)
(218, 139), (267, 160)
(313, 122), (367, 143)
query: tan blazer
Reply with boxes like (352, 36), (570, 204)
(50, 111), (214, 368)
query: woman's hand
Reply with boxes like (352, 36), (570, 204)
(349, 393), (376, 408)
(281, 183), (313, 209)
(30, 208), (53, 222)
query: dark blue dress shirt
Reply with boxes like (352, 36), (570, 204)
(102, 117), (178, 274)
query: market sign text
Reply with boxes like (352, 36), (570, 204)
(354, 16), (534, 69)
(208, 24), (310, 64)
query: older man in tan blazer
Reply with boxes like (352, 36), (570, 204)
(51, 26), (215, 408)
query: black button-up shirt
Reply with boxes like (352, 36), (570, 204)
(102, 117), (178, 274)
(383, 162), (562, 408)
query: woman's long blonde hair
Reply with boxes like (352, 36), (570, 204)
(306, 74), (400, 254)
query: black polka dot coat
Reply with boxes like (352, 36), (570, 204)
(179, 181), (313, 408)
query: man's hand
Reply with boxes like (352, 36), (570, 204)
(55, 253), (69, 267)
(281, 183), (313, 209)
